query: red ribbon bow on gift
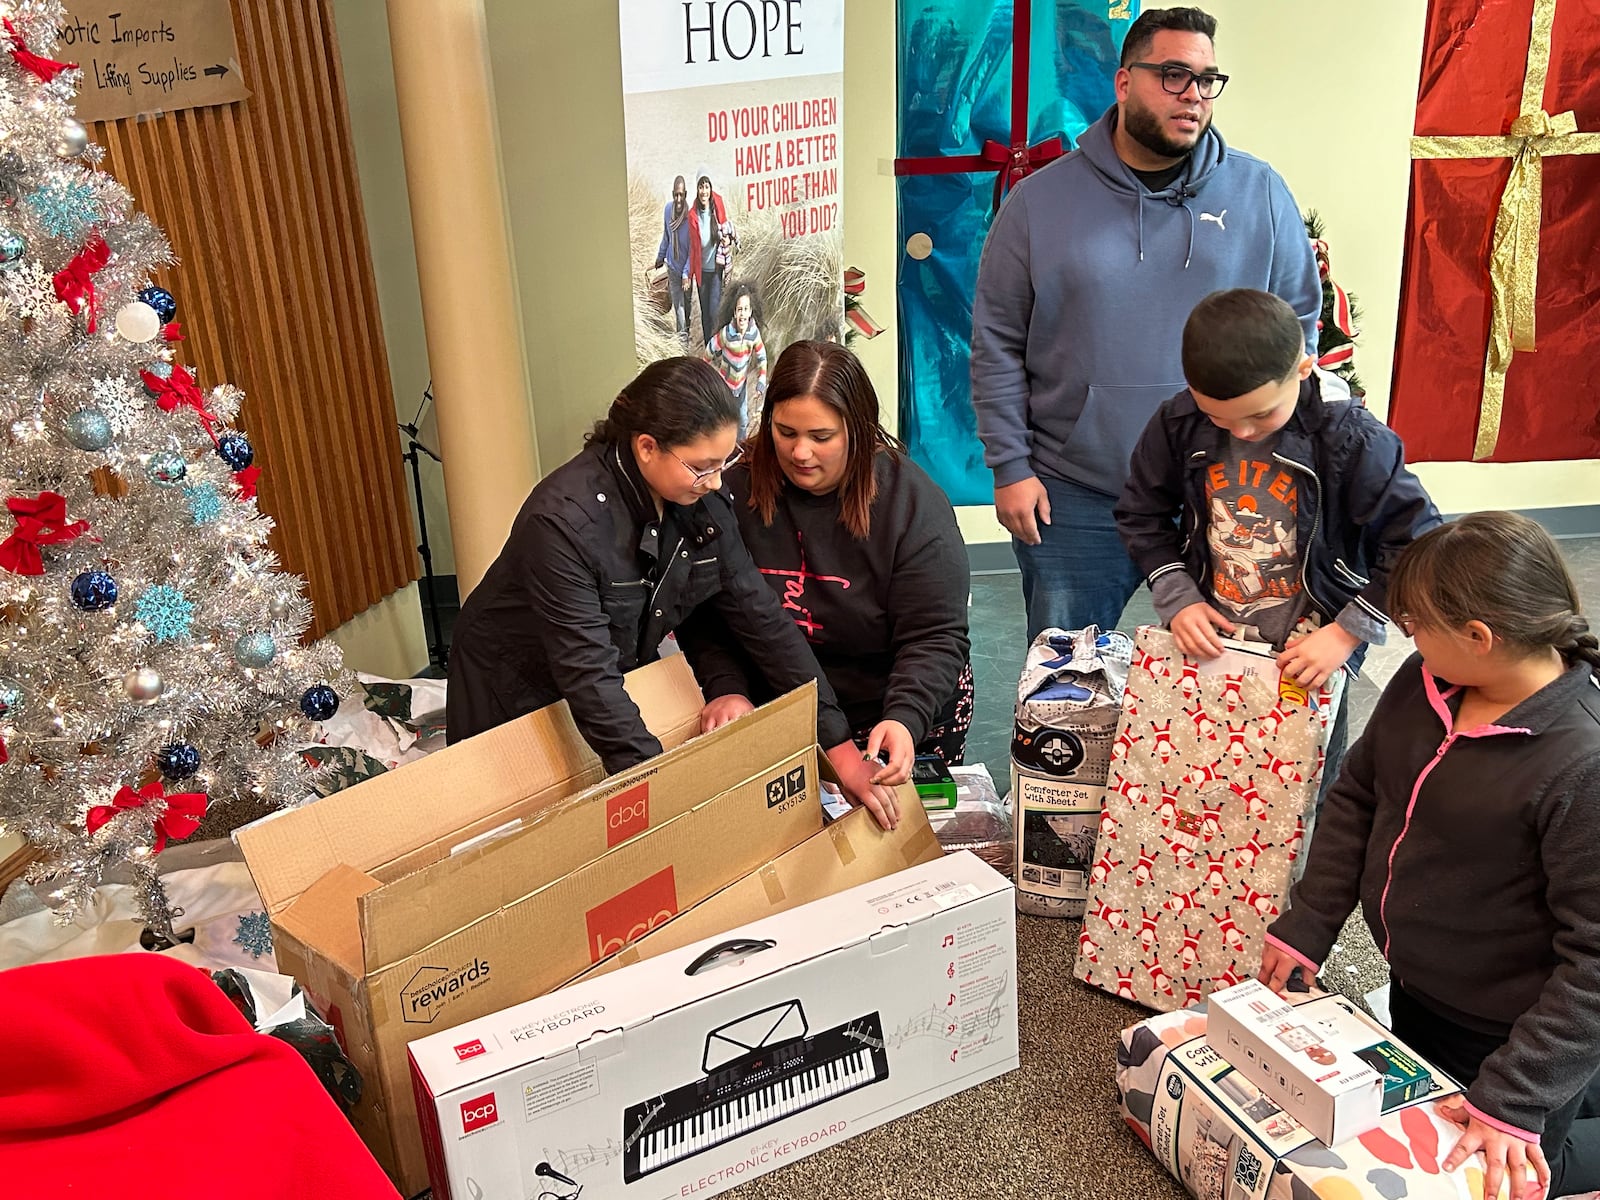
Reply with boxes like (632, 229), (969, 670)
(4, 18), (76, 82)
(980, 134), (1066, 209)
(52, 234), (112, 332)
(141, 363), (220, 444)
(232, 465), (262, 500)
(0, 491), (89, 576)
(86, 782), (208, 854)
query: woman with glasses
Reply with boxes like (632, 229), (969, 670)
(446, 356), (898, 829)
(680, 341), (972, 786)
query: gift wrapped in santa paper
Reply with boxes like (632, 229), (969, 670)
(1387, 0), (1600, 463)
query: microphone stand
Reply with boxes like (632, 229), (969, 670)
(399, 384), (447, 668)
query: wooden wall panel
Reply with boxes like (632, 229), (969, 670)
(87, 0), (417, 637)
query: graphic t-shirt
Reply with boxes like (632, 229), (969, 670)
(1204, 433), (1306, 648)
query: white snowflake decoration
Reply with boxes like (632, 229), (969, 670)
(91, 374), (142, 434)
(1, 259), (65, 322)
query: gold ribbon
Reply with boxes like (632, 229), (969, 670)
(1409, 0), (1600, 459)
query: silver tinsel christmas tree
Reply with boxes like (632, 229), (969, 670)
(0, 0), (348, 933)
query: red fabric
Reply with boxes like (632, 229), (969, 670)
(84, 782), (208, 854)
(233, 464), (262, 500)
(0, 491), (89, 576)
(1387, 0), (1600, 462)
(684, 191), (729, 285)
(3, 19), (75, 82)
(141, 363), (220, 443)
(52, 233), (111, 332)
(0, 954), (400, 1200)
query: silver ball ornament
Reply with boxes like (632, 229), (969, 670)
(65, 408), (113, 451)
(0, 675), (23, 718)
(269, 595), (293, 620)
(114, 301), (162, 344)
(122, 666), (165, 705)
(233, 632), (277, 669)
(55, 118), (89, 159)
(145, 449), (187, 486)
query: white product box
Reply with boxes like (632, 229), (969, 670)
(1207, 980), (1390, 1146)
(409, 852), (1019, 1200)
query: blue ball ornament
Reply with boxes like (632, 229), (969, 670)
(71, 570), (119, 611)
(145, 449), (187, 486)
(137, 285), (177, 324)
(0, 229), (24, 266)
(299, 684), (339, 722)
(234, 632), (278, 669)
(156, 741), (201, 781)
(142, 359), (173, 397)
(216, 431), (254, 472)
(65, 408), (113, 451)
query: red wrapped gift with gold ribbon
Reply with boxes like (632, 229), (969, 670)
(1387, 0), (1600, 463)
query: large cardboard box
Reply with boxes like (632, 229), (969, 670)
(569, 797), (946, 984)
(1117, 993), (1465, 1200)
(237, 660), (825, 1195)
(409, 852), (1019, 1200)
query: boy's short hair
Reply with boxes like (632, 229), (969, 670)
(1181, 289), (1306, 401)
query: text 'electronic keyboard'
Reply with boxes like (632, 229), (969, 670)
(622, 1000), (889, 1180)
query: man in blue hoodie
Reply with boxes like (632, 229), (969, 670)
(970, 6), (1319, 640)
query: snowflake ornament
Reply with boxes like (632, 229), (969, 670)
(184, 483), (223, 525)
(92, 374), (143, 434)
(134, 584), (194, 642)
(1, 259), (64, 321)
(234, 910), (273, 960)
(26, 177), (100, 239)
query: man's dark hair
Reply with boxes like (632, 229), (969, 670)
(1120, 7), (1218, 67)
(1181, 290), (1305, 401)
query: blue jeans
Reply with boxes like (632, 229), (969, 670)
(697, 269), (723, 347)
(1012, 475), (1143, 642)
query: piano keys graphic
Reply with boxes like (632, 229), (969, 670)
(622, 999), (889, 1181)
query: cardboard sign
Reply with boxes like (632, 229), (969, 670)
(59, 0), (250, 124)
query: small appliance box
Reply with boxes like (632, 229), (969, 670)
(1208, 981), (1429, 1147)
(409, 852), (1019, 1200)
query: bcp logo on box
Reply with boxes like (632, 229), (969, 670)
(586, 866), (678, 961)
(460, 1092), (499, 1135)
(453, 1038), (487, 1062)
(606, 782), (650, 847)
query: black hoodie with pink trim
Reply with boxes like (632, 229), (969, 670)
(1268, 653), (1600, 1138)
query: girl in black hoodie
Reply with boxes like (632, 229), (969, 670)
(1261, 512), (1600, 1200)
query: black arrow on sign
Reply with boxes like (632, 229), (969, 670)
(204, 64), (229, 78)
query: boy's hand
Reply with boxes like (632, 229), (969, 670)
(1170, 602), (1236, 660)
(995, 477), (1050, 545)
(1441, 1111), (1550, 1200)
(699, 694), (755, 733)
(1277, 624), (1359, 688)
(1257, 942), (1306, 994)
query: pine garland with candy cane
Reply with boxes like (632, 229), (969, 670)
(1304, 210), (1364, 398)
(0, 0), (350, 934)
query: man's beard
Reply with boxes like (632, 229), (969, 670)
(1122, 96), (1207, 161)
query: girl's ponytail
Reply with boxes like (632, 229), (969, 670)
(1558, 613), (1600, 671)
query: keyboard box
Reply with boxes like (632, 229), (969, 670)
(566, 799), (946, 986)
(236, 658), (824, 1197)
(408, 851), (1019, 1200)
(1208, 981), (1400, 1147)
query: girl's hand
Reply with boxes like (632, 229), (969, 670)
(1276, 623), (1359, 689)
(699, 694), (754, 733)
(1256, 942), (1306, 994)
(864, 719), (915, 786)
(1440, 1108), (1550, 1200)
(1170, 602), (1236, 660)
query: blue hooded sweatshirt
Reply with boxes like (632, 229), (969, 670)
(970, 108), (1320, 497)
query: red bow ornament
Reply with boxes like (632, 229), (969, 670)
(86, 782), (208, 854)
(232, 465), (262, 501)
(162, 321), (184, 342)
(0, 491), (89, 576)
(3, 18), (76, 82)
(141, 363), (219, 442)
(52, 234), (112, 332)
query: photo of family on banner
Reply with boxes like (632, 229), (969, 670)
(1074, 625), (1344, 1013)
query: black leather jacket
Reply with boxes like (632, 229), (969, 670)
(446, 441), (852, 770)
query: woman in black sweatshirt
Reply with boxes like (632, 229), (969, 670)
(678, 341), (971, 784)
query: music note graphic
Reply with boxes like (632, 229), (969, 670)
(941, 933), (954, 948)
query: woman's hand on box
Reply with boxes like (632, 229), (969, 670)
(699, 694), (755, 734)
(1439, 1104), (1549, 1200)
(1256, 942), (1302, 994)
(825, 743), (899, 831)
(864, 719), (914, 786)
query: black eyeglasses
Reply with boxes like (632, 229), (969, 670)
(668, 444), (743, 487)
(1129, 62), (1229, 100)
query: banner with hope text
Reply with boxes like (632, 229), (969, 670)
(621, 0), (845, 434)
